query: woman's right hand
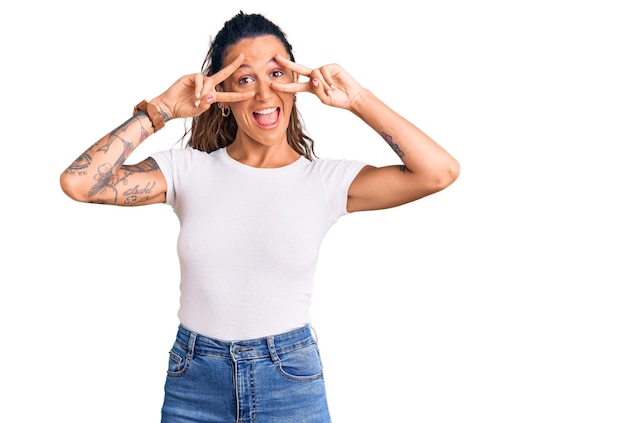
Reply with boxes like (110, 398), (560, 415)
(153, 53), (254, 119)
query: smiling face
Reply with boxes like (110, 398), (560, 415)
(221, 35), (296, 149)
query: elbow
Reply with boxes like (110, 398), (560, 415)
(59, 172), (89, 203)
(428, 158), (460, 194)
(446, 158), (461, 187)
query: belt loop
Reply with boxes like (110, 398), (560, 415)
(266, 336), (280, 364)
(186, 331), (197, 360)
(310, 324), (319, 343)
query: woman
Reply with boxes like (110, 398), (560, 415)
(60, 11), (459, 423)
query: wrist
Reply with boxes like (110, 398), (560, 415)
(134, 100), (165, 132)
(348, 89), (374, 115)
(149, 95), (173, 123)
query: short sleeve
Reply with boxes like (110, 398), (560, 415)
(150, 148), (197, 207)
(316, 159), (367, 221)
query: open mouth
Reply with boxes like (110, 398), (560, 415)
(253, 107), (280, 128)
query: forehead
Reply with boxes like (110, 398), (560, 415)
(223, 35), (289, 67)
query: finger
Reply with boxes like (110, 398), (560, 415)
(274, 54), (312, 76)
(194, 73), (204, 98)
(216, 91), (255, 103)
(193, 73), (205, 106)
(273, 55), (335, 95)
(271, 81), (310, 93)
(319, 66), (337, 92)
(309, 68), (333, 96)
(197, 74), (218, 105)
(211, 53), (245, 85)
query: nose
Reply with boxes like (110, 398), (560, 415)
(255, 80), (273, 102)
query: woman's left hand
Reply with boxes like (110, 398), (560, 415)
(271, 55), (365, 110)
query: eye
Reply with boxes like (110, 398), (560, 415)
(270, 70), (284, 78)
(238, 76), (255, 85)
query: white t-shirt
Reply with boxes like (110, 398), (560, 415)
(151, 147), (366, 341)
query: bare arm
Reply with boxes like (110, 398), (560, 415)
(60, 112), (167, 206)
(345, 89), (460, 212)
(272, 56), (460, 212)
(60, 54), (255, 206)
(60, 111), (167, 206)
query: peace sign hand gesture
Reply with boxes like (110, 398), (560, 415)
(154, 54), (255, 120)
(271, 55), (365, 111)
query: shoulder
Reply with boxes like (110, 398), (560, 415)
(309, 157), (368, 182)
(151, 147), (220, 167)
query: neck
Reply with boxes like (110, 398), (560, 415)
(226, 140), (300, 168)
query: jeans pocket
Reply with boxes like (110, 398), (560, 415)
(276, 343), (323, 382)
(166, 343), (189, 377)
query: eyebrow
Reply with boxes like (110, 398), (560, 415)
(237, 57), (279, 71)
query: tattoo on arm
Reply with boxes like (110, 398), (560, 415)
(88, 138), (134, 199)
(123, 182), (156, 205)
(120, 159), (160, 205)
(88, 151), (160, 204)
(95, 115), (143, 155)
(67, 152), (93, 175)
(382, 131), (405, 158)
(158, 105), (171, 122)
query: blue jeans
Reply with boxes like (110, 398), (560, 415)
(161, 325), (331, 423)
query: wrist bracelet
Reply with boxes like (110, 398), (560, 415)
(133, 100), (165, 132)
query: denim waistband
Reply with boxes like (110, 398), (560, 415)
(174, 324), (316, 360)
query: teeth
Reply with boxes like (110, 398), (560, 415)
(255, 108), (277, 115)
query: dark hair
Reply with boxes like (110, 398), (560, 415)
(185, 11), (315, 160)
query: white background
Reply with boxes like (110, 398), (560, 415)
(1, 1), (625, 422)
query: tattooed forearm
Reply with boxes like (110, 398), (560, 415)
(382, 131), (405, 158)
(65, 115), (148, 178)
(88, 139), (135, 199)
(158, 105), (171, 122)
(87, 146), (159, 203)
(97, 113), (152, 157)
(95, 116), (138, 155)
(66, 152), (93, 175)
(88, 162), (116, 199)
